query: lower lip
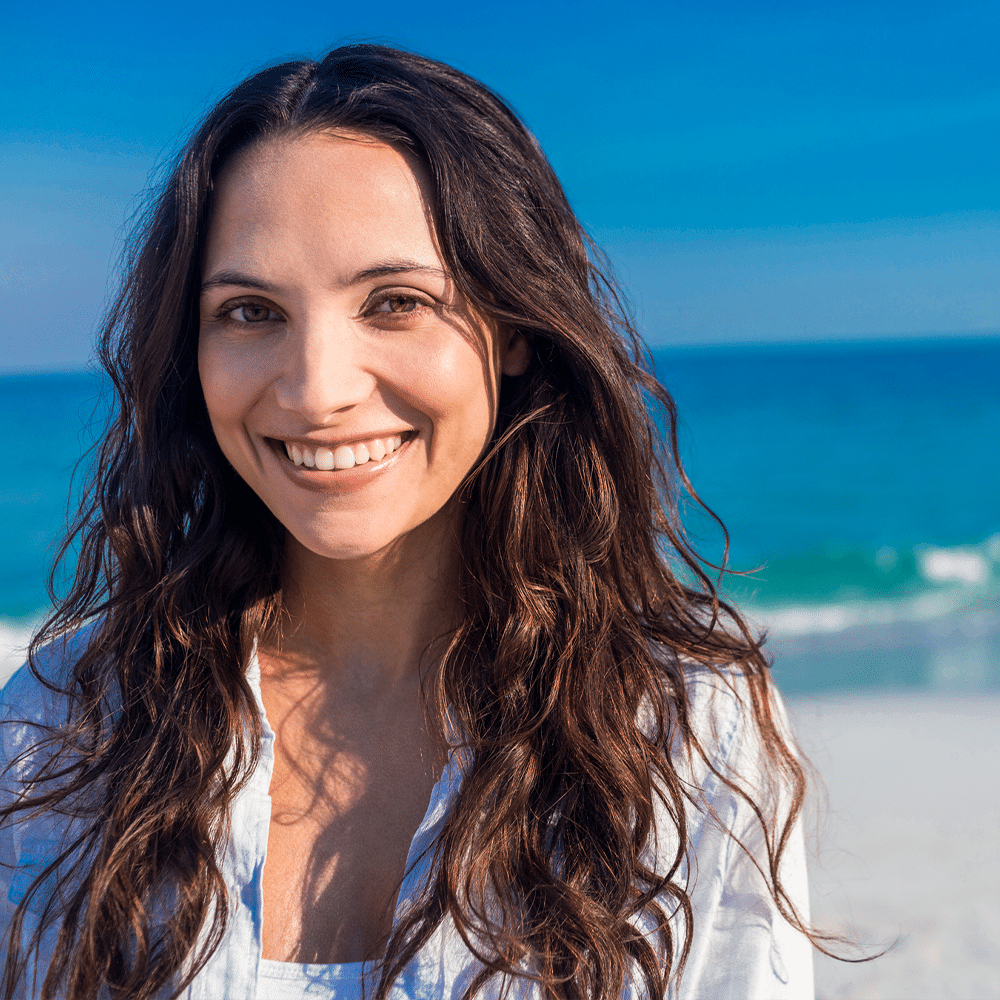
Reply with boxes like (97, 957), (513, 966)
(271, 437), (413, 494)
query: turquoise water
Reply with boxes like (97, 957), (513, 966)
(655, 337), (998, 600)
(0, 371), (109, 618)
(655, 337), (1000, 693)
(2, 337), (998, 691)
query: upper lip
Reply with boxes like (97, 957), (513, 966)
(267, 430), (413, 449)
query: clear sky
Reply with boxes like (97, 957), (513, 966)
(2, 0), (998, 370)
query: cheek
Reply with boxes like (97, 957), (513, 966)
(197, 339), (260, 430)
(198, 338), (225, 410)
(400, 330), (497, 432)
(197, 342), (253, 471)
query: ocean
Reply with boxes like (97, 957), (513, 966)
(2, 336), (998, 694)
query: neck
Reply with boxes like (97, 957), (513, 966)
(260, 511), (462, 697)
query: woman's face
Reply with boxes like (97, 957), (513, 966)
(198, 133), (529, 563)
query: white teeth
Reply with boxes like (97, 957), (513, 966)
(284, 434), (408, 470)
(333, 445), (355, 470)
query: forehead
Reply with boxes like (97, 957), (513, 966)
(204, 133), (441, 276)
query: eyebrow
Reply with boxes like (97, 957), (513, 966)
(353, 260), (450, 284)
(200, 259), (450, 293)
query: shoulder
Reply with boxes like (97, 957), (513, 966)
(0, 624), (100, 772)
(678, 661), (749, 755)
(645, 650), (779, 789)
(0, 627), (103, 978)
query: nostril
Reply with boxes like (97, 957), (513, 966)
(274, 351), (379, 420)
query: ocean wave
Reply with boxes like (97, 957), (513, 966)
(746, 536), (999, 638)
(916, 539), (998, 585)
(748, 589), (978, 637)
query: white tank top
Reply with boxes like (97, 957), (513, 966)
(258, 958), (366, 998)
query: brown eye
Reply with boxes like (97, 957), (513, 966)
(227, 302), (278, 323)
(387, 296), (417, 313)
(372, 294), (423, 315)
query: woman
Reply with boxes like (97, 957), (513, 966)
(0, 44), (819, 999)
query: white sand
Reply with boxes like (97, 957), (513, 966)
(788, 692), (1000, 999)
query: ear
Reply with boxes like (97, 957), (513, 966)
(499, 328), (532, 377)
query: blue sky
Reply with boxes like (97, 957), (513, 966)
(2, 0), (998, 370)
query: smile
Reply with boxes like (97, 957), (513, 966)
(282, 434), (407, 470)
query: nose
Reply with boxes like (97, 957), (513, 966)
(273, 315), (376, 425)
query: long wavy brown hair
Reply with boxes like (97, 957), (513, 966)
(3, 44), (825, 999)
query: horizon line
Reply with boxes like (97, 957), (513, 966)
(2, 329), (998, 377)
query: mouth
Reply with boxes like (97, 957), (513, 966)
(278, 431), (414, 471)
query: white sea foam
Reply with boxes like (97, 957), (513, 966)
(749, 591), (970, 638)
(918, 545), (990, 584)
(748, 538), (999, 638)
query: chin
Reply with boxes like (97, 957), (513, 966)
(284, 512), (439, 565)
(291, 531), (400, 563)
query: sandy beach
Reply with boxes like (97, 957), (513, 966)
(789, 692), (1000, 999)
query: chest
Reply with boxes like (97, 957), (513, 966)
(258, 680), (442, 964)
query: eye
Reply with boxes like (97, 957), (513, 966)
(367, 292), (431, 317)
(224, 301), (282, 324)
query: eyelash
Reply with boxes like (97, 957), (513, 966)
(364, 290), (435, 318)
(211, 290), (435, 328)
(213, 299), (281, 326)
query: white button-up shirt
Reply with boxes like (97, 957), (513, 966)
(0, 633), (813, 998)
